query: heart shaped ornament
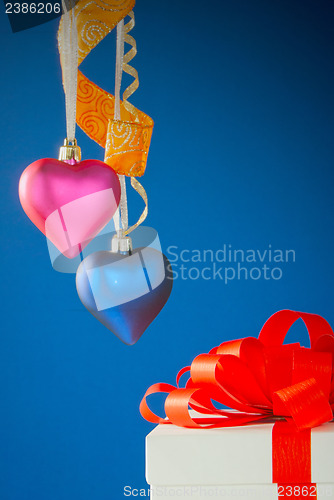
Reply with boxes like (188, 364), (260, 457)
(76, 247), (173, 345)
(19, 158), (121, 258)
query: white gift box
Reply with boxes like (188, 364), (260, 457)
(146, 415), (334, 500)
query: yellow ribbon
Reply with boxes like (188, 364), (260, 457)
(58, 0), (153, 177)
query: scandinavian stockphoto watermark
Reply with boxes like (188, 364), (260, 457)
(166, 244), (296, 283)
(46, 218), (296, 287)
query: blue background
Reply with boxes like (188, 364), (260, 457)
(1, 0), (334, 498)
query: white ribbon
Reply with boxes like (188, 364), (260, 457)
(59, 0), (78, 142)
(113, 19), (129, 236)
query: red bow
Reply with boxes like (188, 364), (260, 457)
(140, 310), (334, 430)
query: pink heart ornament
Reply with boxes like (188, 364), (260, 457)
(19, 158), (121, 258)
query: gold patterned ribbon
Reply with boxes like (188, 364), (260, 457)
(59, 0), (153, 177)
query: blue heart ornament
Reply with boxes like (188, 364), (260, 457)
(76, 247), (173, 345)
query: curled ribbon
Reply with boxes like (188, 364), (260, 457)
(140, 310), (334, 430)
(59, 0), (153, 176)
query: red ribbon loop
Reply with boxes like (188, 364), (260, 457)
(140, 310), (334, 430)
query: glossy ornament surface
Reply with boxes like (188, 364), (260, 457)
(19, 158), (121, 258)
(76, 247), (173, 345)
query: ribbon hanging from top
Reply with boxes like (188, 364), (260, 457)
(58, 0), (154, 178)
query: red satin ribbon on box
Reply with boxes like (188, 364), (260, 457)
(140, 310), (334, 498)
